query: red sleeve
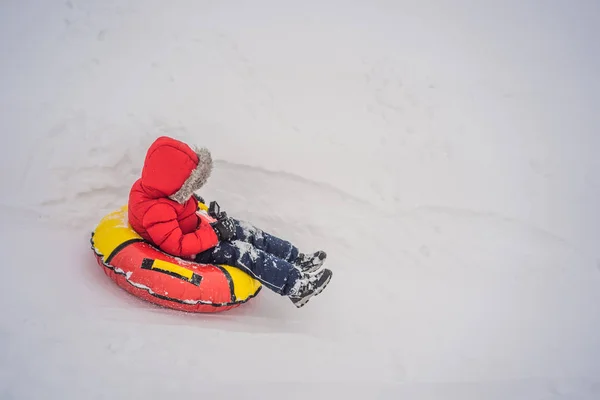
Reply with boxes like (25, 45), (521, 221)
(142, 203), (219, 258)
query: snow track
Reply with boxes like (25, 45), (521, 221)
(2, 162), (599, 399)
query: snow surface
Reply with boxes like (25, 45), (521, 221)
(1, 0), (600, 398)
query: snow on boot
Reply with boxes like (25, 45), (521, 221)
(293, 250), (327, 273)
(288, 268), (333, 308)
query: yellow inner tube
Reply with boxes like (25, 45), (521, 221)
(92, 204), (262, 303)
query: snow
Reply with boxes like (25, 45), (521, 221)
(1, 0), (600, 398)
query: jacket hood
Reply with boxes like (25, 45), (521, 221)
(140, 136), (213, 203)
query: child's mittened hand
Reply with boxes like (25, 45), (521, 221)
(211, 217), (236, 241)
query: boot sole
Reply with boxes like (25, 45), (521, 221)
(293, 272), (332, 308)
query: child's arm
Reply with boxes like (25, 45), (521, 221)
(142, 203), (219, 258)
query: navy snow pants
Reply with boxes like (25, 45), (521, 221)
(195, 219), (302, 295)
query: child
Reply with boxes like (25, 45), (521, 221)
(128, 136), (332, 308)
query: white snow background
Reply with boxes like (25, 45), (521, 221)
(1, 0), (600, 399)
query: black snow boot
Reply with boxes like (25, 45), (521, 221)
(288, 268), (333, 308)
(293, 250), (327, 273)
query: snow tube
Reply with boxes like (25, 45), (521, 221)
(90, 204), (262, 313)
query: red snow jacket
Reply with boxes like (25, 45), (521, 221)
(128, 136), (219, 258)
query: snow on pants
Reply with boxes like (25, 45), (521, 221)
(194, 219), (302, 295)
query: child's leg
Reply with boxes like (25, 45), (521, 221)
(195, 240), (302, 296)
(233, 219), (299, 263)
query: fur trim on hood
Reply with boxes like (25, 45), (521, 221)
(169, 146), (213, 204)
